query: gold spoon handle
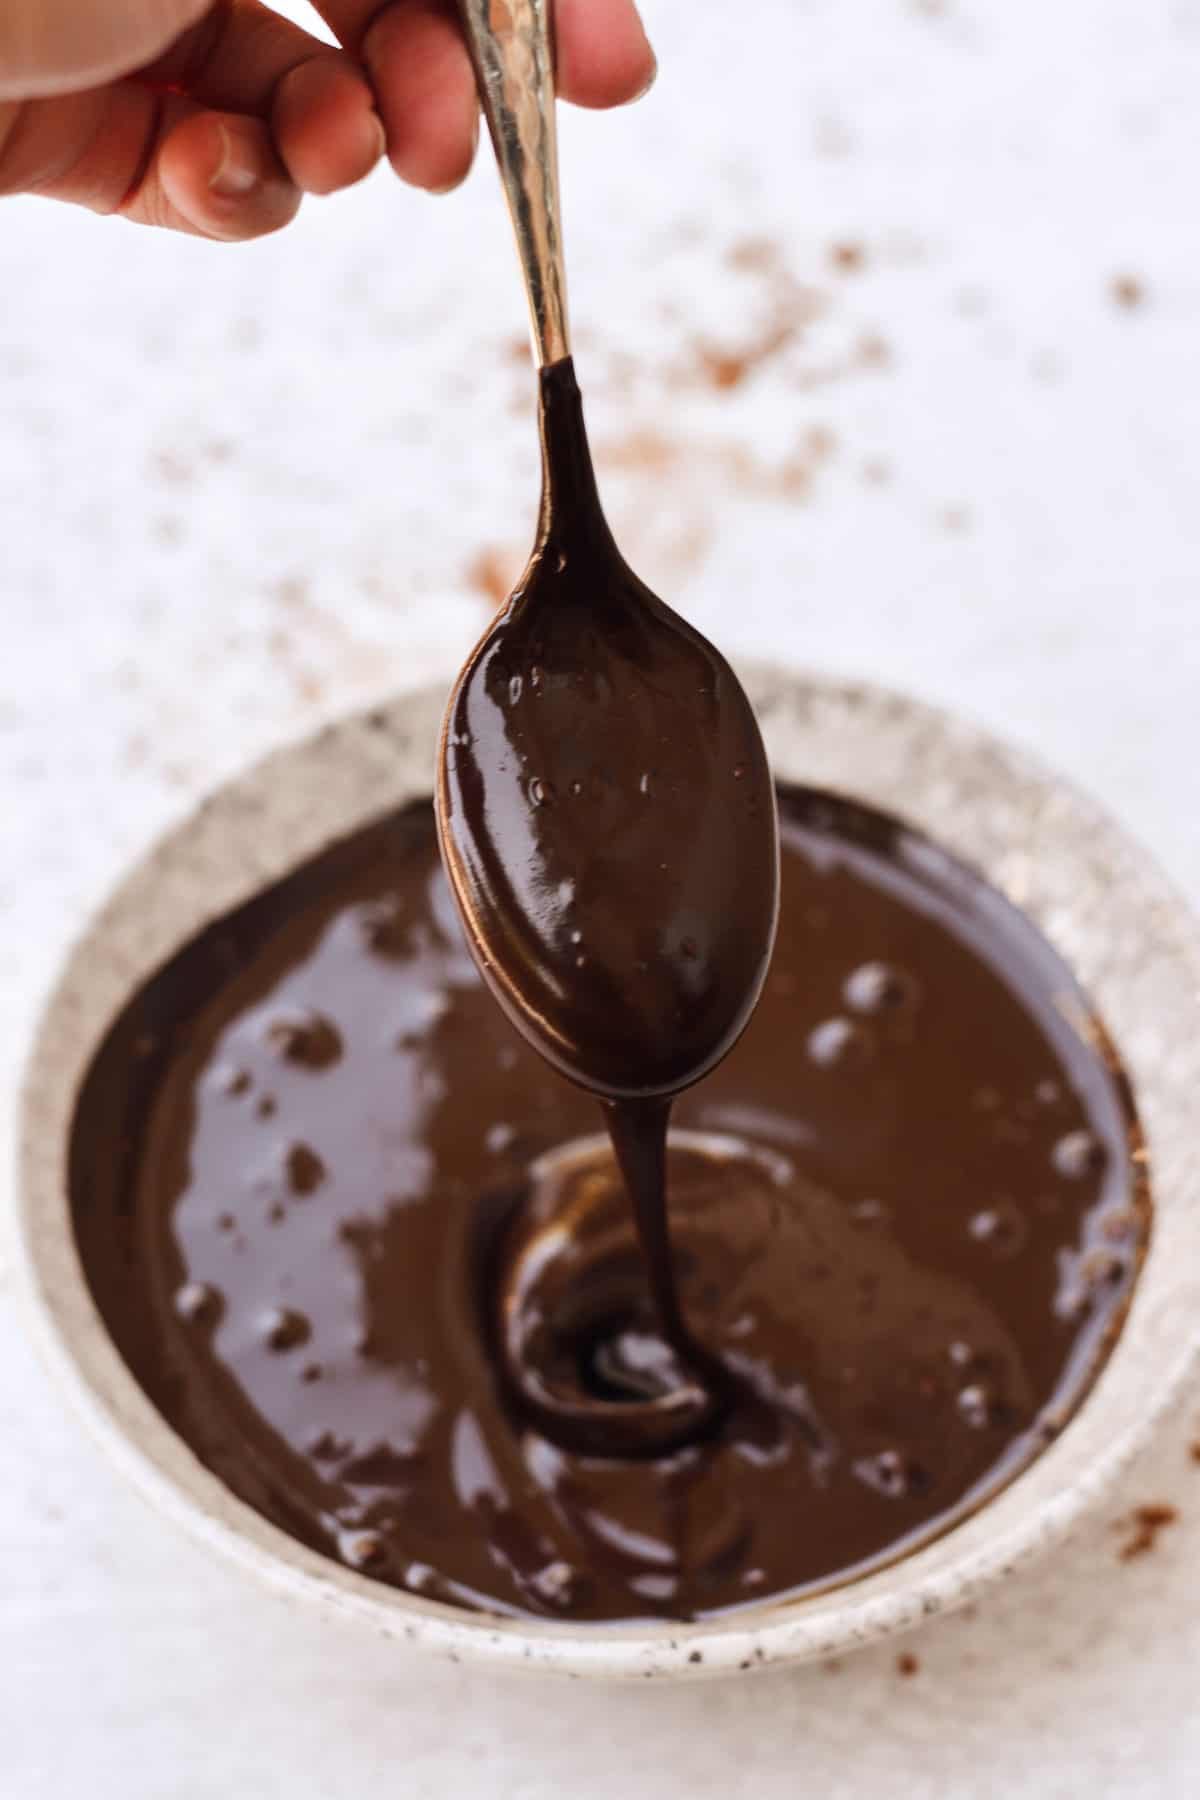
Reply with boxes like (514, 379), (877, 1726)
(458, 0), (571, 368)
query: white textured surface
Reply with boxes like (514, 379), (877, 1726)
(2, 0), (1200, 1792)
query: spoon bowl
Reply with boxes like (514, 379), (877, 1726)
(436, 361), (779, 1100)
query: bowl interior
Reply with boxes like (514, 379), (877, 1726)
(15, 668), (1200, 1679)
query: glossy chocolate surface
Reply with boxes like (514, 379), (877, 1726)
(71, 788), (1147, 1621)
(438, 359), (779, 1103)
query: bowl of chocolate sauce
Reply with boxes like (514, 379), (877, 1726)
(15, 669), (1200, 1679)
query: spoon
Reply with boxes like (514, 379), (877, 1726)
(437, 0), (780, 1431)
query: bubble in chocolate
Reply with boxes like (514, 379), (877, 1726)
(285, 1142), (326, 1196)
(968, 1201), (1028, 1257)
(258, 1305), (311, 1352)
(1052, 1130), (1104, 1180)
(1081, 1247), (1126, 1289)
(337, 1528), (386, 1571)
(528, 1559), (588, 1611)
(843, 961), (919, 1017)
(853, 1448), (931, 1500)
(849, 1197), (890, 1228)
(265, 1008), (342, 1069)
(173, 1281), (221, 1327)
(956, 1383), (998, 1429)
(807, 1016), (874, 1070)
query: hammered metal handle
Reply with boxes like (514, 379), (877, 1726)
(458, 0), (570, 367)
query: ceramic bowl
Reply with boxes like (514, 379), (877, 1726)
(14, 668), (1200, 1680)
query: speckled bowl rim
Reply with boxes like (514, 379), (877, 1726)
(13, 665), (1200, 1682)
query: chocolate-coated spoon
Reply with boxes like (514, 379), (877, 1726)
(437, 0), (780, 1444)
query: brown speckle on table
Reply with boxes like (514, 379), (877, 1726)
(271, 573), (310, 608)
(831, 242), (865, 274)
(600, 428), (677, 475)
(598, 427), (822, 512)
(857, 332), (891, 368)
(1117, 1503), (1179, 1560)
(896, 1651), (920, 1677)
(696, 347), (753, 392)
(726, 237), (777, 274)
(1111, 274), (1145, 309)
(466, 548), (516, 609)
(692, 313), (807, 392)
(151, 449), (194, 486)
(685, 243), (825, 391)
(1188, 1442), (1200, 1465)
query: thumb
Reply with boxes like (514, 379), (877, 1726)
(0, 0), (213, 100)
(0, 86), (301, 240)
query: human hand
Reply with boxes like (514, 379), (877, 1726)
(0, 0), (655, 239)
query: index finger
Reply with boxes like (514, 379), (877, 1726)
(313, 0), (654, 103)
(310, 0), (655, 191)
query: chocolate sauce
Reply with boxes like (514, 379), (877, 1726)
(438, 360), (778, 1103)
(71, 788), (1148, 1621)
(437, 358), (779, 1421)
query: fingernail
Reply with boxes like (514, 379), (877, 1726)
(364, 110), (387, 166)
(425, 107), (479, 196)
(632, 50), (658, 102)
(210, 125), (259, 198)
